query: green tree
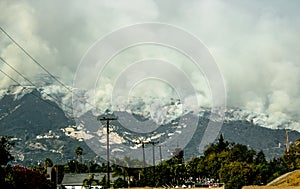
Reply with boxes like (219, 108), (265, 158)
(0, 136), (15, 165)
(228, 143), (256, 163)
(253, 150), (270, 185)
(268, 157), (288, 182)
(75, 146), (83, 163)
(83, 173), (100, 188)
(217, 133), (228, 152)
(113, 177), (127, 188)
(155, 160), (172, 186)
(254, 150), (267, 165)
(89, 162), (103, 173)
(67, 160), (88, 173)
(112, 156), (143, 187)
(194, 137), (272, 188)
(186, 157), (202, 181)
(44, 157), (53, 167)
(219, 161), (254, 189)
(283, 141), (300, 170)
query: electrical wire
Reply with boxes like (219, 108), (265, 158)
(0, 26), (98, 112)
(0, 26), (72, 93)
(0, 56), (76, 113)
(0, 68), (64, 112)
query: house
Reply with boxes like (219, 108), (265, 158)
(61, 173), (104, 189)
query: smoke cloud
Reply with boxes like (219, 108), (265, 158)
(0, 0), (300, 127)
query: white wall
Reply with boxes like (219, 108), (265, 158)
(64, 186), (81, 189)
(64, 185), (102, 189)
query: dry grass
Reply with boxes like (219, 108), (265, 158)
(131, 187), (224, 189)
(243, 187), (300, 189)
(267, 170), (300, 187)
(243, 170), (300, 189)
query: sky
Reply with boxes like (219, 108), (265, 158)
(0, 0), (300, 125)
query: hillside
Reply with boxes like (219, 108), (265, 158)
(243, 170), (300, 189)
(267, 170), (300, 187)
(186, 119), (300, 159)
(243, 186), (300, 189)
(1, 86), (300, 164)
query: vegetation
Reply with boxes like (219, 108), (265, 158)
(243, 186), (300, 189)
(267, 170), (300, 187)
(44, 157), (53, 167)
(123, 134), (297, 189)
(0, 136), (52, 188)
(282, 138), (300, 171)
(75, 146), (83, 163)
(181, 134), (288, 189)
(2, 164), (52, 189)
(82, 173), (101, 188)
(2, 134), (300, 189)
(0, 136), (14, 165)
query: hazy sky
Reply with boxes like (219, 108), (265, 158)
(1, 0), (300, 124)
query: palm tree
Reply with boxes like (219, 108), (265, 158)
(75, 146), (83, 163)
(44, 157), (53, 167)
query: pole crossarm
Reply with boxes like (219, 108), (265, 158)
(97, 117), (118, 121)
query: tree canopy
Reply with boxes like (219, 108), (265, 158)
(0, 136), (15, 165)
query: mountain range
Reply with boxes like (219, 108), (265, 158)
(0, 85), (300, 165)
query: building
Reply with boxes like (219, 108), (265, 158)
(61, 173), (104, 189)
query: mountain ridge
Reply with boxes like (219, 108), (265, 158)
(0, 85), (299, 164)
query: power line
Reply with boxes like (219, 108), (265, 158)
(0, 26), (97, 111)
(0, 26), (72, 93)
(0, 57), (36, 87)
(0, 56), (75, 113)
(0, 68), (64, 112)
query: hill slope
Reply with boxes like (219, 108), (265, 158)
(1, 86), (300, 164)
(267, 170), (300, 186)
(242, 170), (300, 189)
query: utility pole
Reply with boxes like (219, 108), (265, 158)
(98, 117), (117, 188)
(159, 145), (162, 163)
(142, 142), (146, 168)
(149, 141), (159, 166)
(286, 129), (290, 153)
(149, 141), (159, 185)
(135, 140), (147, 168)
(135, 140), (148, 185)
(56, 165), (58, 189)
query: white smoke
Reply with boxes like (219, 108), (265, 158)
(0, 0), (300, 129)
(0, 1), (57, 87)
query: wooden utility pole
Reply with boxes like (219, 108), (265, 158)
(159, 145), (162, 163)
(134, 140), (147, 168)
(142, 142), (146, 168)
(286, 129), (290, 152)
(149, 141), (159, 184)
(98, 117), (117, 188)
(135, 140), (148, 185)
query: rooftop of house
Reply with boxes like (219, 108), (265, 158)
(62, 173), (119, 186)
(62, 173), (104, 186)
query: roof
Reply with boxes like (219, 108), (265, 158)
(62, 173), (105, 186)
